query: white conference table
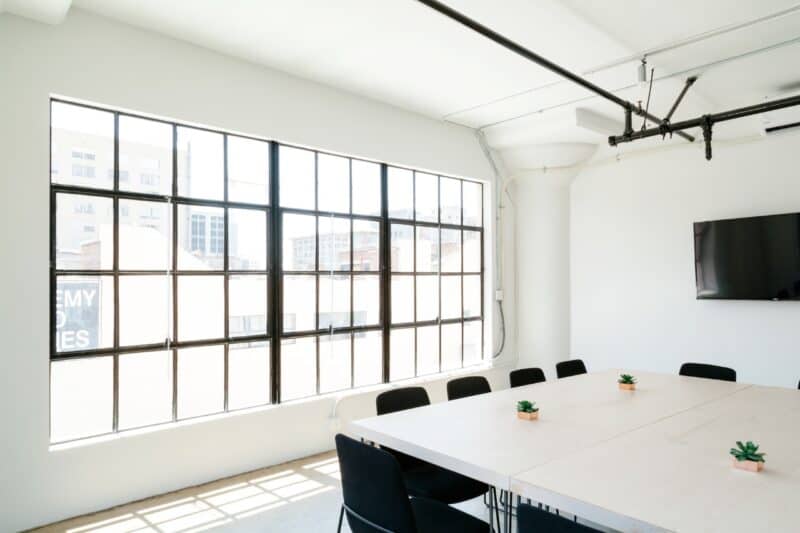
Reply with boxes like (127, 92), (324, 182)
(347, 370), (799, 532)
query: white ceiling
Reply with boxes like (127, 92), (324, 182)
(27, 0), (800, 166)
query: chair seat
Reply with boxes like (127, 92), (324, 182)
(410, 497), (489, 533)
(403, 463), (488, 504)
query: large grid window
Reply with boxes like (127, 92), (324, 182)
(50, 99), (485, 443)
(387, 168), (484, 381)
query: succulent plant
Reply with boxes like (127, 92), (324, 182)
(730, 441), (766, 463)
(618, 374), (637, 385)
(517, 400), (539, 413)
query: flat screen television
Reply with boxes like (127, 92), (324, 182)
(694, 213), (800, 300)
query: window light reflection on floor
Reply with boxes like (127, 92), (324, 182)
(63, 455), (342, 533)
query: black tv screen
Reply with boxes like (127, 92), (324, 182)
(694, 213), (800, 300)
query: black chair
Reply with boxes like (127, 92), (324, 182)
(375, 388), (493, 507)
(679, 362), (736, 382)
(509, 367), (546, 388)
(556, 359), (587, 379)
(376, 387), (431, 470)
(517, 503), (599, 532)
(335, 434), (489, 533)
(447, 376), (492, 400)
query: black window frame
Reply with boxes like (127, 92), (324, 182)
(49, 98), (485, 443)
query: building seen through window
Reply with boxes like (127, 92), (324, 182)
(49, 99), (485, 443)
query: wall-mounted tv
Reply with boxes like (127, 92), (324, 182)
(694, 213), (800, 300)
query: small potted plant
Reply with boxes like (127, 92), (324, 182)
(730, 441), (766, 472)
(618, 374), (637, 391)
(517, 400), (539, 420)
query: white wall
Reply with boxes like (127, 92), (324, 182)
(571, 134), (800, 387)
(0, 10), (516, 530)
(513, 169), (576, 379)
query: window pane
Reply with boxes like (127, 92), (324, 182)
(50, 356), (113, 442)
(229, 275), (267, 337)
(441, 228), (461, 273)
(177, 345), (224, 418)
(228, 136), (269, 204)
(464, 320), (483, 366)
(352, 160), (380, 216)
(354, 331), (382, 387)
(415, 172), (438, 222)
(319, 217), (351, 271)
(441, 323), (462, 371)
(55, 276), (114, 353)
(229, 208), (267, 270)
(229, 341), (270, 410)
(318, 153), (349, 213)
(353, 219), (379, 272)
(390, 224), (414, 272)
(51, 101), (114, 189)
(56, 193), (113, 270)
(416, 226), (439, 272)
(283, 275), (316, 332)
(463, 230), (481, 272)
(389, 328), (414, 381)
(177, 205), (225, 270)
(282, 213), (316, 271)
(388, 167), (413, 219)
(319, 333), (351, 393)
(391, 275), (413, 324)
(119, 351), (172, 430)
(319, 275), (350, 329)
(120, 276), (170, 346)
(279, 146), (315, 209)
(441, 276), (462, 320)
(119, 115), (172, 195)
(177, 127), (224, 200)
(353, 275), (379, 327)
(463, 180), (482, 227)
(464, 275), (481, 318)
(416, 275), (439, 322)
(440, 177), (461, 225)
(178, 276), (224, 341)
(119, 199), (170, 270)
(416, 325), (439, 376)
(281, 336), (317, 401)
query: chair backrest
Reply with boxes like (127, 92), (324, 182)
(679, 362), (736, 382)
(518, 503), (598, 532)
(376, 386), (430, 415)
(335, 434), (417, 533)
(556, 359), (587, 379)
(509, 367), (546, 388)
(375, 387), (431, 470)
(447, 376), (491, 400)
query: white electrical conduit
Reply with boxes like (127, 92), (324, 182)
(444, 3), (800, 122)
(476, 130), (512, 358)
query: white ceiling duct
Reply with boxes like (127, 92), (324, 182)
(0, 0), (72, 25)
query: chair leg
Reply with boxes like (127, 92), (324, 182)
(493, 487), (501, 531)
(337, 504), (344, 533)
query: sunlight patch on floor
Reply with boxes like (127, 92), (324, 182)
(34, 452), (343, 533)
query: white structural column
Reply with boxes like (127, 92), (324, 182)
(512, 167), (576, 377)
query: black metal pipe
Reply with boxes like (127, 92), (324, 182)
(416, 0), (694, 142)
(664, 76), (697, 122)
(609, 94), (800, 146)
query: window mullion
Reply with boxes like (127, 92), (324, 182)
(380, 163), (390, 383)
